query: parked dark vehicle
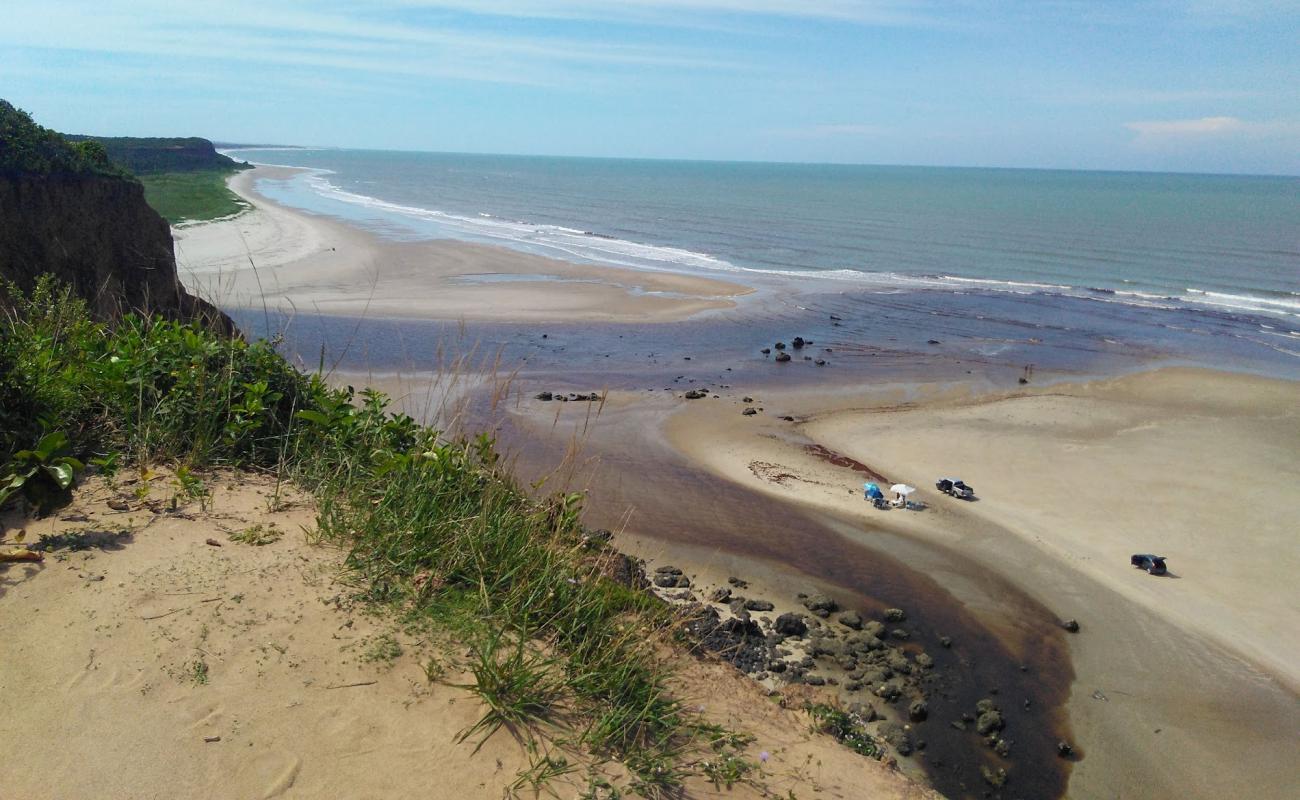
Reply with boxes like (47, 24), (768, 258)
(1130, 554), (1167, 575)
(935, 477), (975, 499)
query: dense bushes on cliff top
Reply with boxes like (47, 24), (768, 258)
(0, 278), (746, 795)
(64, 134), (248, 175)
(0, 101), (129, 179)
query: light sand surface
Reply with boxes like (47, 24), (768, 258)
(173, 168), (751, 324)
(663, 367), (1300, 799)
(0, 470), (937, 800)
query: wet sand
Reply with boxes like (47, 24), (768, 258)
(184, 177), (1300, 799)
(174, 167), (751, 324)
(659, 367), (1300, 800)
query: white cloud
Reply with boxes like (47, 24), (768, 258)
(377, 0), (940, 26)
(0, 0), (750, 89)
(769, 123), (886, 138)
(1124, 116), (1248, 137)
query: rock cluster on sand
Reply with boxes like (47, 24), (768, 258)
(652, 565), (691, 588)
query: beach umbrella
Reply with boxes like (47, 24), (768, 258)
(890, 484), (916, 496)
(864, 482), (883, 499)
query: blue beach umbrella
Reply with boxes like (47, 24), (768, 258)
(864, 482), (883, 499)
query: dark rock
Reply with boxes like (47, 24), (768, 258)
(878, 722), (913, 755)
(768, 659), (787, 673)
(835, 655), (858, 671)
(889, 628), (910, 641)
(1057, 740), (1074, 758)
(774, 352), (792, 363)
(908, 699), (929, 722)
(773, 612), (807, 637)
(875, 681), (904, 702)
(994, 738), (1012, 757)
(760, 348), (771, 355)
(744, 599), (774, 612)
(708, 586), (732, 603)
(792, 337), (805, 349)
(802, 593), (838, 614)
(742, 396), (753, 403)
(811, 639), (845, 658)
(742, 407), (757, 416)
(774, 341), (786, 350)
(927, 339), (941, 345)
(976, 710), (1005, 735)
(847, 701), (877, 722)
(981, 767), (1007, 788)
(684, 389), (707, 399)
(883, 608), (906, 622)
(862, 620), (886, 639)
(781, 415), (795, 421)
(814, 359), (827, 366)
(885, 651), (912, 674)
(653, 572), (690, 589)
(837, 610), (863, 630)
(680, 604), (773, 675)
(804, 675), (826, 686)
(829, 314), (842, 320)
(535, 391), (553, 401)
(939, 636), (953, 648)
(1062, 618), (1080, 633)
(727, 576), (749, 588)
(606, 554), (649, 590)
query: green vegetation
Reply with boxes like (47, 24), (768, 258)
(0, 431), (84, 516)
(807, 704), (882, 759)
(0, 276), (754, 795)
(0, 100), (129, 178)
(229, 523), (280, 546)
(139, 170), (249, 223)
(63, 135), (247, 175)
(2, 97), (249, 221)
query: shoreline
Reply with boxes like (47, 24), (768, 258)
(176, 171), (1300, 799)
(173, 167), (754, 324)
(652, 366), (1300, 799)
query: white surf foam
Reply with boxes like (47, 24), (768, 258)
(273, 167), (1300, 322)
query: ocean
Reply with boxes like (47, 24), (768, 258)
(226, 148), (1300, 376)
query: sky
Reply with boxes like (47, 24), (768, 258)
(3, 1), (1298, 174)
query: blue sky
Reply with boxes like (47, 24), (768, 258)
(3, 1), (1298, 174)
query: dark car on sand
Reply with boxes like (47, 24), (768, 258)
(1130, 554), (1167, 575)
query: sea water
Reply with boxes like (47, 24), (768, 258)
(225, 148), (1300, 376)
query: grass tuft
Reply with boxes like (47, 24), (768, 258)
(0, 277), (744, 795)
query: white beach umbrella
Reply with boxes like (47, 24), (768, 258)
(890, 484), (916, 496)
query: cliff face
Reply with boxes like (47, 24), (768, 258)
(64, 135), (246, 175)
(0, 172), (232, 330)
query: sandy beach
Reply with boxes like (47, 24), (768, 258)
(173, 167), (751, 324)
(0, 471), (937, 800)
(657, 367), (1300, 799)
(160, 173), (1300, 799)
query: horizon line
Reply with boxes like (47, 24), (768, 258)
(212, 142), (1300, 180)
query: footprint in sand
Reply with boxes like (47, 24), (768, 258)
(64, 662), (147, 693)
(231, 752), (302, 799)
(185, 702), (225, 730)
